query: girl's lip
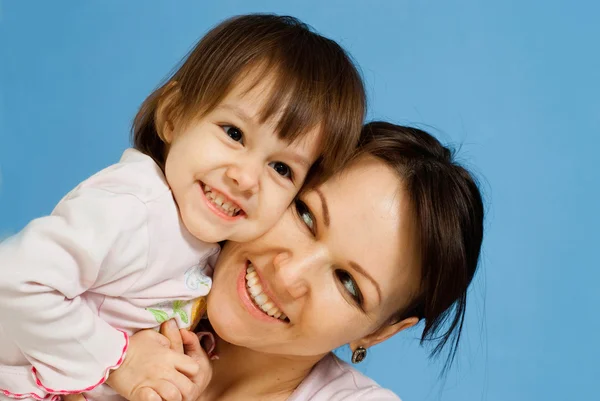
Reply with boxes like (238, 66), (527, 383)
(236, 260), (287, 324)
(198, 182), (245, 222)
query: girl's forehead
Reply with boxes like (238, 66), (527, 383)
(223, 66), (284, 107)
(222, 66), (322, 137)
(218, 74), (284, 122)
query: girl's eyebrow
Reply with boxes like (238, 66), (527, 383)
(217, 103), (258, 127)
(278, 149), (310, 169)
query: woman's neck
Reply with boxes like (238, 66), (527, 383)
(200, 337), (324, 401)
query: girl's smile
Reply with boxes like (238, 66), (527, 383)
(200, 182), (245, 221)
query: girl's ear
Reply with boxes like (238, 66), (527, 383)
(155, 81), (182, 144)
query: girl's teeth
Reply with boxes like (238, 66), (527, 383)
(203, 185), (242, 216)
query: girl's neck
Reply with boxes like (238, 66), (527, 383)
(200, 337), (324, 401)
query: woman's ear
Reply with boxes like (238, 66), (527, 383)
(155, 81), (181, 144)
(350, 316), (420, 351)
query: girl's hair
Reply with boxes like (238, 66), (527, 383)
(132, 14), (366, 184)
(357, 121), (484, 372)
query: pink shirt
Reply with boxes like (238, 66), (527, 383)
(0, 149), (219, 401)
(288, 354), (400, 400)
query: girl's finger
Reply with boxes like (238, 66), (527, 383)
(160, 319), (184, 353)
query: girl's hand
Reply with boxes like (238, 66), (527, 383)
(160, 320), (212, 394)
(106, 320), (207, 401)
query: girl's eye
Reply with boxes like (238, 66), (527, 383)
(269, 161), (293, 180)
(222, 125), (244, 144)
(294, 199), (315, 234)
(335, 270), (363, 306)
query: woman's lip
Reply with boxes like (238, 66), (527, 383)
(237, 261), (285, 323)
(199, 182), (245, 222)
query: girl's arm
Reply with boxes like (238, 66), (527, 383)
(60, 321), (212, 401)
(0, 187), (148, 394)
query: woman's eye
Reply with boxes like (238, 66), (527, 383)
(294, 199), (315, 233)
(335, 270), (363, 306)
(269, 161), (293, 179)
(222, 125), (244, 144)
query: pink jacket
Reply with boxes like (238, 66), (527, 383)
(0, 149), (219, 401)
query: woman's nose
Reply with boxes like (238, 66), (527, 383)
(273, 248), (327, 299)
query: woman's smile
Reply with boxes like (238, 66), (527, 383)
(237, 260), (290, 324)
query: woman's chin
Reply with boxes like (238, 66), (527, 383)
(206, 297), (249, 340)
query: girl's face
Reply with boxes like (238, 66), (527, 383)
(207, 156), (422, 358)
(163, 74), (321, 244)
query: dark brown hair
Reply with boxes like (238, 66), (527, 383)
(357, 121), (484, 372)
(132, 14), (366, 184)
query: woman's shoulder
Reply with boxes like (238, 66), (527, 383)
(288, 353), (401, 401)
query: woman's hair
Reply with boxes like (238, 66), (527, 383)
(132, 14), (366, 184)
(356, 121), (484, 372)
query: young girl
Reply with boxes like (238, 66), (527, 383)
(0, 14), (366, 401)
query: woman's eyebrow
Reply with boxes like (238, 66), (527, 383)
(314, 188), (330, 227)
(349, 261), (382, 306)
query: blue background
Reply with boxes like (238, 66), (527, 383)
(1, 1), (598, 400)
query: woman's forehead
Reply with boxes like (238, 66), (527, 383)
(320, 156), (402, 220)
(318, 157), (421, 305)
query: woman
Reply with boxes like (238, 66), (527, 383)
(101, 121), (484, 401)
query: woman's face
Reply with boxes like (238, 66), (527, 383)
(207, 155), (422, 358)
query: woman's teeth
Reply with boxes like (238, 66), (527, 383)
(203, 185), (242, 217)
(245, 265), (288, 321)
